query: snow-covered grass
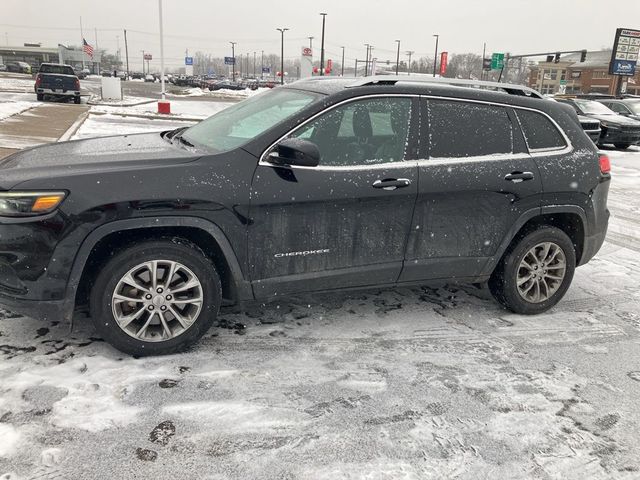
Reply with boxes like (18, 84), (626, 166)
(0, 100), (38, 120)
(167, 86), (269, 99)
(0, 76), (35, 93)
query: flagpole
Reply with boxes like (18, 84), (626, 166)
(95, 27), (100, 74)
(79, 16), (85, 70)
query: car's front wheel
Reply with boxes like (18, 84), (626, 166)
(489, 227), (576, 315)
(90, 239), (221, 356)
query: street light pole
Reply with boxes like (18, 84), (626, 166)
(141, 50), (145, 75)
(277, 27), (289, 85)
(253, 51), (256, 77)
(261, 50), (264, 79)
(230, 42), (236, 82)
(395, 40), (401, 75)
(433, 34), (439, 77)
(319, 13), (327, 75)
(341, 46), (345, 76)
(308, 36), (314, 49)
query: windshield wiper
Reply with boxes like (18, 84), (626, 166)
(178, 135), (195, 148)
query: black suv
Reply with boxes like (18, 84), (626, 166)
(0, 76), (611, 355)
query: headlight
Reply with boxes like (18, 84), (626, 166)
(0, 191), (67, 217)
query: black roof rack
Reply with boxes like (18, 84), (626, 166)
(347, 75), (543, 99)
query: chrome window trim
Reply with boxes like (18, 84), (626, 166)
(258, 93), (573, 172)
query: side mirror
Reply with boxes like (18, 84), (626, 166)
(268, 138), (320, 167)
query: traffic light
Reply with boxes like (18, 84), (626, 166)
(580, 50), (587, 62)
(554, 53), (561, 63)
(546, 55), (554, 63)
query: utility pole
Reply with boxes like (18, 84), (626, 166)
(261, 50), (264, 79)
(406, 50), (414, 75)
(319, 13), (327, 75)
(124, 29), (130, 80)
(395, 40), (401, 75)
(482, 42), (486, 80)
(364, 44), (370, 76)
(433, 34), (439, 77)
(341, 46), (345, 76)
(230, 42), (236, 81)
(277, 27), (289, 85)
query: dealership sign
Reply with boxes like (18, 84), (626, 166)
(439, 51), (448, 76)
(609, 28), (640, 76)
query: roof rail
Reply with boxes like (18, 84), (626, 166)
(347, 75), (543, 99)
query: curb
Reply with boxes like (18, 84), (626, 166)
(89, 110), (203, 122)
(58, 109), (90, 142)
(87, 98), (156, 107)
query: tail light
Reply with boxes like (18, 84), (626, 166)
(599, 154), (611, 174)
(74, 78), (80, 90)
(35, 74), (41, 87)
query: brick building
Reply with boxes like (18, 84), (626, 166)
(528, 50), (640, 95)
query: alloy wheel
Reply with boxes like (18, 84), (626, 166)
(516, 242), (567, 304)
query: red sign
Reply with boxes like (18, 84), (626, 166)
(302, 47), (312, 57)
(326, 59), (332, 72)
(439, 51), (448, 76)
(144, 53), (153, 61)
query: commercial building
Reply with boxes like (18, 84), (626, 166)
(0, 45), (102, 73)
(528, 50), (640, 96)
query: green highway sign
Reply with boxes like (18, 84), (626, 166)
(491, 53), (505, 70)
(559, 79), (567, 85)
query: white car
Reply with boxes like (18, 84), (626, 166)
(144, 74), (155, 82)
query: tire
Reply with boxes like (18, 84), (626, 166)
(89, 239), (222, 356)
(36, 94), (43, 101)
(488, 226), (576, 315)
(614, 143), (630, 149)
(73, 96), (81, 104)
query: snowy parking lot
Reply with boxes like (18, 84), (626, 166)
(0, 86), (640, 479)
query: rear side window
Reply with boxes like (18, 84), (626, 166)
(39, 64), (75, 75)
(428, 100), (513, 158)
(515, 109), (567, 151)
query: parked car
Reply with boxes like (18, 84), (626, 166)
(73, 67), (87, 79)
(5, 61), (31, 74)
(596, 98), (640, 122)
(0, 63), (7, 72)
(144, 74), (156, 82)
(0, 76), (611, 355)
(130, 72), (145, 80)
(34, 63), (81, 104)
(556, 97), (640, 149)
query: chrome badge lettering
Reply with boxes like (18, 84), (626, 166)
(274, 249), (330, 258)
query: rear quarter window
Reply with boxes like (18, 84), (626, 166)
(515, 109), (567, 151)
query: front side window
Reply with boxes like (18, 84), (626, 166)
(182, 88), (321, 153)
(428, 100), (513, 158)
(288, 97), (412, 166)
(515, 109), (567, 151)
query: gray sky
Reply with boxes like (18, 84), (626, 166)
(2, 0), (639, 69)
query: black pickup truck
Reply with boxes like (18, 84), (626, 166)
(34, 63), (81, 103)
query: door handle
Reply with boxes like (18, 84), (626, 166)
(372, 178), (412, 190)
(504, 171), (534, 183)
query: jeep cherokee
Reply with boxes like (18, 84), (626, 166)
(0, 76), (611, 355)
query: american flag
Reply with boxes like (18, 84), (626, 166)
(82, 38), (94, 58)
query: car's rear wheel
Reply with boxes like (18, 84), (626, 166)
(73, 96), (81, 104)
(90, 239), (221, 356)
(489, 227), (575, 315)
(614, 143), (631, 149)
(36, 93), (43, 101)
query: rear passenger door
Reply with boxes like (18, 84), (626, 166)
(400, 98), (544, 283)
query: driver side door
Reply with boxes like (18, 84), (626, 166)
(248, 95), (420, 298)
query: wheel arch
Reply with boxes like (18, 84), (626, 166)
(484, 206), (587, 276)
(64, 217), (253, 322)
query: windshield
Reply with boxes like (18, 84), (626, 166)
(574, 99), (616, 115)
(182, 88), (321, 153)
